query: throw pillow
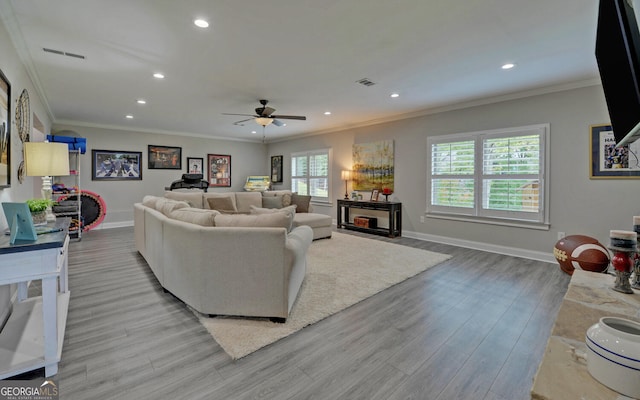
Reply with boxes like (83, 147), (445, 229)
(291, 193), (311, 213)
(214, 213), (291, 230)
(250, 204), (297, 231)
(206, 196), (237, 214)
(164, 190), (204, 208)
(156, 198), (191, 216)
(170, 208), (219, 226)
(262, 195), (283, 209)
(263, 190), (292, 207)
(142, 195), (161, 209)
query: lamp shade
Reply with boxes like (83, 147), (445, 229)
(24, 142), (70, 176)
(341, 170), (352, 181)
(255, 117), (274, 127)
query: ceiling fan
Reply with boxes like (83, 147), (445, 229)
(223, 99), (306, 127)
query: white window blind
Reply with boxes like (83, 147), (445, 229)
(291, 149), (331, 200)
(427, 125), (548, 226)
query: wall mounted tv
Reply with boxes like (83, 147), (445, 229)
(596, 0), (640, 146)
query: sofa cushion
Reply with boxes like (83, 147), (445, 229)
(206, 196), (237, 214)
(156, 198), (191, 216)
(250, 205), (297, 231)
(170, 208), (220, 226)
(203, 193), (237, 211)
(263, 190), (292, 207)
(214, 212), (292, 230)
(235, 192), (263, 213)
(164, 190), (204, 208)
(142, 195), (162, 209)
(291, 193), (312, 213)
(293, 212), (332, 229)
(262, 195), (283, 209)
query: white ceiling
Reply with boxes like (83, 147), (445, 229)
(0, 0), (602, 142)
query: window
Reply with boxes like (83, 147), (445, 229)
(427, 124), (548, 226)
(291, 149), (331, 201)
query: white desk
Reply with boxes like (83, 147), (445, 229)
(0, 219), (70, 379)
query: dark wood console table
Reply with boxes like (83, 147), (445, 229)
(337, 199), (402, 238)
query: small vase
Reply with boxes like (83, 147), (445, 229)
(31, 211), (46, 225)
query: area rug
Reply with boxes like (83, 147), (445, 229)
(194, 231), (451, 360)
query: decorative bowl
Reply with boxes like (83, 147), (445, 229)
(586, 317), (640, 398)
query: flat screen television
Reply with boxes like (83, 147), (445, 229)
(596, 0), (640, 146)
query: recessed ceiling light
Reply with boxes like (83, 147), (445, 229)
(251, 131), (257, 134)
(324, 111), (331, 115)
(194, 19), (209, 28)
(125, 115), (134, 119)
(153, 72), (165, 79)
(501, 63), (516, 70)
(390, 93), (400, 98)
(137, 99), (146, 104)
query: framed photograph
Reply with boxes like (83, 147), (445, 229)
(0, 68), (10, 188)
(208, 154), (231, 187)
(271, 155), (283, 183)
(370, 189), (380, 201)
(187, 157), (204, 174)
(148, 145), (182, 169)
(590, 124), (640, 179)
(92, 149), (142, 180)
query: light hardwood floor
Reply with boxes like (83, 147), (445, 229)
(11, 226), (570, 399)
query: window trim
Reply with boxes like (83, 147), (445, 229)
(426, 124), (550, 229)
(291, 148), (332, 202)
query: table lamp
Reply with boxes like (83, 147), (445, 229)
(24, 141), (70, 222)
(341, 170), (352, 199)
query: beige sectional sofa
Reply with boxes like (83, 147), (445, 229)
(134, 195), (315, 321)
(164, 190), (332, 240)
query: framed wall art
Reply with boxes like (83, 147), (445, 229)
(187, 157), (204, 174)
(271, 155), (283, 183)
(92, 149), (142, 180)
(0, 68), (10, 188)
(352, 140), (394, 191)
(148, 145), (182, 169)
(207, 154), (231, 187)
(590, 124), (640, 179)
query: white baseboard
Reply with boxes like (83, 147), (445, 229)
(112, 219), (555, 264)
(402, 229), (556, 264)
(95, 220), (134, 230)
(330, 219), (555, 264)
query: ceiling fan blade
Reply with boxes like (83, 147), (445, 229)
(255, 106), (276, 116)
(232, 118), (254, 126)
(222, 113), (257, 117)
(271, 115), (306, 120)
(272, 119), (284, 127)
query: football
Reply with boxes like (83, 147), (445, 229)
(554, 235), (611, 275)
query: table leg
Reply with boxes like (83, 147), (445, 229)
(16, 282), (27, 302)
(42, 276), (58, 377)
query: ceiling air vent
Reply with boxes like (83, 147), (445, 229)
(356, 78), (376, 87)
(43, 48), (86, 60)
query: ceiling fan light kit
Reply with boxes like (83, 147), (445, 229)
(255, 117), (273, 127)
(223, 99), (306, 131)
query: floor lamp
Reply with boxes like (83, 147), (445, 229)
(24, 141), (70, 222)
(341, 170), (352, 199)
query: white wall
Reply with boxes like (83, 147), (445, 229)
(52, 123), (268, 225)
(0, 20), (54, 325)
(268, 85), (636, 255)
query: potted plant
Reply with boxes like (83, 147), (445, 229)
(26, 198), (55, 225)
